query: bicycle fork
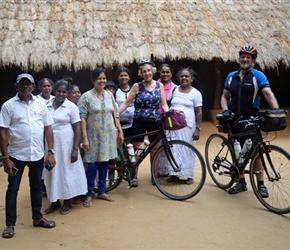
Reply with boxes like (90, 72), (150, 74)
(255, 145), (281, 182)
(162, 139), (181, 173)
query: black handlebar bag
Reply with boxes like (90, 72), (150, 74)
(259, 109), (287, 132)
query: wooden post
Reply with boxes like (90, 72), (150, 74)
(213, 58), (223, 109)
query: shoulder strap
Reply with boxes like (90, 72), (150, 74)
(170, 86), (177, 102)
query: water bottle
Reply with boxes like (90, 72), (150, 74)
(233, 139), (243, 164)
(126, 143), (136, 163)
(242, 138), (252, 156)
(135, 140), (150, 156)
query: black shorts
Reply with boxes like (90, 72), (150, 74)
(131, 119), (159, 142)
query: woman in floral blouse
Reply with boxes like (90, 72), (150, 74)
(78, 67), (123, 207)
(118, 59), (168, 187)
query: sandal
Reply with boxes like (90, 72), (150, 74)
(2, 226), (14, 238)
(96, 194), (115, 202)
(83, 197), (92, 208)
(60, 200), (72, 215)
(185, 178), (194, 185)
(166, 175), (179, 183)
(43, 201), (61, 215)
(131, 178), (139, 187)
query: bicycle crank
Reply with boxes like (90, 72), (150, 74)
(229, 165), (240, 182)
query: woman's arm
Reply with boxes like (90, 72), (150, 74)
(193, 106), (202, 141)
(159, 83), (169, 112)
(71, 121), (81, 163)
(118, 83), (139, 113)
(81, 118), (89, 150)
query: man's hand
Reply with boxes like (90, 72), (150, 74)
(45, 153), (56, 169)
(3, 158), (16, 176)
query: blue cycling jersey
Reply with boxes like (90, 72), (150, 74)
(224, 68), (270, 118)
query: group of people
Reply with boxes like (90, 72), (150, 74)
(0, 45), (281, 239)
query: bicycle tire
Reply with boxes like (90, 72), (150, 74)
(205, 133), (235, 189)
(249, 144), (290, 214)
(151, 140), (206, 201)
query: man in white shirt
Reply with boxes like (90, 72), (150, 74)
(0, 73), (56, 239)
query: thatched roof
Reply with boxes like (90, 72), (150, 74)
(1, 0), (290, 71)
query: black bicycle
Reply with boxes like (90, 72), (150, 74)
(95, 116), (206, 201)
(205, 112), (290, 214)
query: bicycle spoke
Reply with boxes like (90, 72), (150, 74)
(205, 133), (234, 189)
(250, 145), (290, 214)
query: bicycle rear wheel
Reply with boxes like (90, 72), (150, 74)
(151, 140), (206, 201)
(249, 144), (290, 214)
(205, 133), (235, 189)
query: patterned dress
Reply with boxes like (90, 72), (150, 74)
(78, 89), (118, 162)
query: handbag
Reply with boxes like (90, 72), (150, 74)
(258, 109), (287, 132)
(162, 109), (187, 130)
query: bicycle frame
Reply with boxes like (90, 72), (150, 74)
(225, 118), (277, 181)
(117, 121), (181, 185)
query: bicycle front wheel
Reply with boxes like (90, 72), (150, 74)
(205, 133), (235, 189)
(94, 165), (122, 193)
(151, 140), (206, 201)
(249, 144), (290, 214)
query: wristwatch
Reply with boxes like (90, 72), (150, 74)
(48, 149), (55, 154)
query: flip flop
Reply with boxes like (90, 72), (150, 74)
(2, 226), (14, 238)
(60, 205), (72, 215)
(83, 198), (92, 208)
(96, 194), (115, 202)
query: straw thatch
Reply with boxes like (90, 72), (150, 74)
(1, 0), (290, 71)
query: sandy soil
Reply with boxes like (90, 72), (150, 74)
(1, 121), (290, 249)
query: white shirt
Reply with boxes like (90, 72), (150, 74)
(36, 94), (55, 105)
(115, 87), (134, 129)
(0, 93), (54, 161)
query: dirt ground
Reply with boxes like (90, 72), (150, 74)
(1, 121), (290, 250)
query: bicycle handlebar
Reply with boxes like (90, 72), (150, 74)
(216, 113), (262, 128)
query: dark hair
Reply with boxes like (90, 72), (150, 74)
(105, 81), (117, 90)
(53, 79), (70, 91)
(176, 68), (198, 82)
(68, 84), (80, 93)
(115, 67), (131, 79)
(38, 78), (54, 89)
(158, 63), (174, 75)
(62, 75), (74, 84)
(91, 67), (107, 81)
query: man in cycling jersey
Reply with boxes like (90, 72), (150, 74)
(220, 45), (280, 198)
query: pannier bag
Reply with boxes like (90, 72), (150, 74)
(259, 109), (287, 132)
(162, 109), (187, 130)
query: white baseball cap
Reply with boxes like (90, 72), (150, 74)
(16, 73), (35, 84)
